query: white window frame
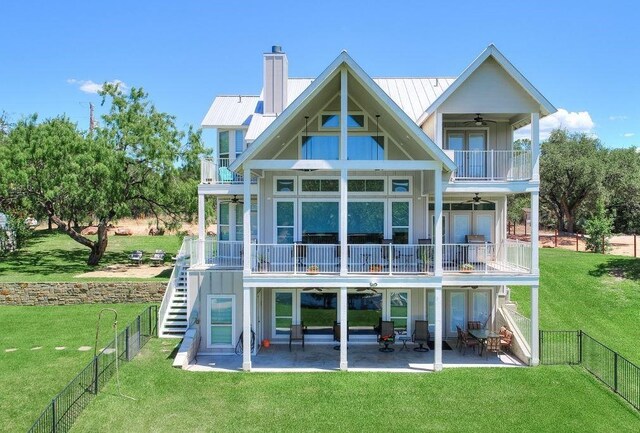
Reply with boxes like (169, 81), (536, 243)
(206, 295), (236, 349)
(470, 289), (491, 325)
(389, 176), (412, 195)
(443, 127), (490, 151)
(347, 198), (387, 239)
(297, 132), (388, 160)
(346, 176), (387, 195)
(273, 199), (296, 244)
(386, 290), (411, 335)
(273, 176), (297, 195)
(299, 198), (340, 241)
(272, 289), (297, 339)
(298, 176), (341, 195)
(318, 111), (367, 130)
(388, 199), (412, 244)
(217, 201), (230, 241)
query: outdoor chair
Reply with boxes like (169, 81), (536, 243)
(412, 320), (430, 352)
(218, 166), (234, 183)
(380, 239), (393, 271)
(456, 325), (464, 350)
(129, 250), (143, 266)
(293, 243), (307, 270)
(150, 249), (165, 266)
(484, 336), (501, 358)
(289, 323), (305, 351)
(378, 320), (395, 352)
(500, 329), (513, 353)
(460, 330), (479, 355)
(332, 321), (349, 350)
(467, 321), (482, 330)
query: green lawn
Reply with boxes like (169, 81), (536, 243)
(0, 304), (149, 432)
(0, 230), (181, 282)
(70, 339), (640, 433)
(510, 248), (640, 362)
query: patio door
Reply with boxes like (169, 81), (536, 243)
(446, 291), (466, 339)
(452, 214), (471, 243)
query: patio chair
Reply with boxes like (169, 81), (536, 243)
(218, 166), (234, 183)
(149, 249), (165, 266)
(129, 250), (143, 266)
(500, 329), (513, 353)
(460, 331), (479, 355)
(289, 323), (305, 351)
(333, 321), (349, 350)
(293, 243), (307, 270)
(412, 320), (430, 352)
(456, 325), (464, 350)
(380, 239), (393, 270)
(484, 336), (501, 358)
(467, 321), (482, 330)
(378, 320), (395, 352)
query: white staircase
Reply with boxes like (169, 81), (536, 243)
(159, 239), (191, 338)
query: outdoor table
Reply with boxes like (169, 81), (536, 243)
(468, 329), (500, 356)
(396, 331), (410, 351)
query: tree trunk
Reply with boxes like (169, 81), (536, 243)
(48, 216), (52, 231)
(87, 220), (109, 266)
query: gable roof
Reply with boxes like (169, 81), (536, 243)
(417, 44), (556, 125)
(229, 51), (456, 173)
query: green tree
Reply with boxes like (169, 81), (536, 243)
(0, 84), (209, 265)
(604, 147), (640, 233)
(507, 194), (530, 230)
(540, 129), (606, 233)
(584, 202), (614, 253)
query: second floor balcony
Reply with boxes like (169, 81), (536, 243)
(446, 149), (531, 181)
(201, 158), (257, 185)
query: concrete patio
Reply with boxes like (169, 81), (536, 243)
(187, 342), (524, 373)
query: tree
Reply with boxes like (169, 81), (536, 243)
(507, 194), (530, 231)
(604, 147), (640, 233)
(540, 129), (606, 233)
(0, 84), (209, 265)
(583, 201), (614, 253)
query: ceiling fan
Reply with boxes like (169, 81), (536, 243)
(221, 195), (244, 205)
(461, 193), (493, 205)
(463, 113), (496, 127)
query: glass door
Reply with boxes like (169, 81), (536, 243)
(447, 291), (466, 338)
(468, 132), (486, 178)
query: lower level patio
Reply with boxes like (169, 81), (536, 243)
(188, 342), (524, 373)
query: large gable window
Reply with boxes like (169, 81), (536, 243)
(347, 136), (384, 160)
(302, 136), (339, 160)
(320, 113), (366, 129)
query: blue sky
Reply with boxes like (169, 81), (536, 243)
(1, 1), (638, 148)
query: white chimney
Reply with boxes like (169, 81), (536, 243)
(263, 45), (288, 116)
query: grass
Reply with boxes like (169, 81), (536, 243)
(510, 248), (640, 362)
(70, 338), (640, 433)
(0, 230), (180, 282)
(0, 303), (149, 432)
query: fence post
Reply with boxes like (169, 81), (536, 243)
(602, 235), (605, 254)
(51, 399), (57, 433)
(148, 306), (152, 337)
(634, 234), (637, 258)
(576, 233), (579, 252)
(614, 352), (618, 392)
(554, 229), (558, 248)
(137, 315), (141, 351)
(539, 330), (543, 364)
(578, 330), (582, 364)
(93, 356), (99, 395)
(125, 326), (130, 361)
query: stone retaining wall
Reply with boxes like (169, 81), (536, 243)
(0, 282), (166, 306)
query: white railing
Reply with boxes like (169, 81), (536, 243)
(451, 150), (531, 181)
(346, 244), (433, 274)
(188, 237), (243, 268)
(503, 303), (532, 349)
(442, 242), (531, 273)
(158, 237), (189, 336)
(200, 158), (257, 184)
(252, 243), (340, 274)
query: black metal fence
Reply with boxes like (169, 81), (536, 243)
(28, 305), (158, 433)
(540, 330), (640, 411)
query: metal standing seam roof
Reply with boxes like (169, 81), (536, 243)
(202, 77), (455, 140)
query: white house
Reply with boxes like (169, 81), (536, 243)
(159, 45), (553, 372)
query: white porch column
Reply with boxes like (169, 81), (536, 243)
(531, 112), (540, 181)
(531, 191), (539, 274)
(242, 285), (252, 371)
(530, 284), (540, 366)
(340, 286), (348, 371)
(197, 193), (205, 265)
(434, 286), (443, 371)
(340, 169), (348, 276)
(243, 168), (251, 274)
(434, 167), (443, 275)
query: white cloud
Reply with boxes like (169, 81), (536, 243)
(514, 108), (595, 141)
(67, 78), (127, 94)
(609, 115), (628, 121)
(623, 133), (635, 138)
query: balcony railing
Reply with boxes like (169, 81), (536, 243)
(442, 241), (532, 273)
(189, 239), (244, 267)
(449, 150), (532, 181)
(200, 158), (257, 185)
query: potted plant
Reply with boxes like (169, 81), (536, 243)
(369, 264), (383, 273)
(257, 254), (270, 272)
(307, 264), (319, 274)
(460, 263), (475, 273)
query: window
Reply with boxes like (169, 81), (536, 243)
(276, 201), (295, 244)
(471, 291), (490, 325)
(235, 203), (258, 241)
(347, 136), (384, 160)
(391, 201), (410, 244)
(348, 179), (385, 193)
(301, 202), (339, 243)
(301, 178), (339, 192)
(274, 292), (293, 335)
(446, 130), (487, 178)
(235, 130), (245, 157)
(275, 178), (295, 193)
(320, 113), (366, 129)
(389, 291), (409, 333)
(348, 201), (384, 243)
(390, 178), (410, 193)
(218, 131), (229, 161)
(300, 292), (337, 335)
(347, 292), (382, 335)
(208, 296), (235, 347)
(218, 202), (230, 241)
(302, 136), (339, 159)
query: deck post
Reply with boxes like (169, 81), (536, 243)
(340, 286), (348, 371)
(340, 169), (348, 276)
(530, 284), (540, 366)
(197, 193), (205, 265)
(434, 167), (443, 276)
(243, 168), (251, 274)
(531, 112), (540, 181)
(434, 286), (443, 371)
(242, 285), (252, 371)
